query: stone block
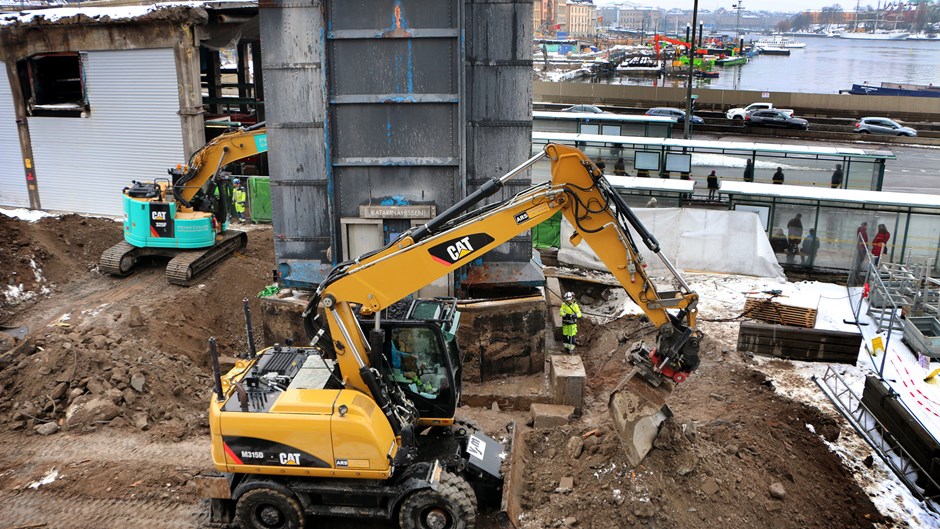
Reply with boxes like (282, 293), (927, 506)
(456, 296), (546, 381)
(260, 293), (311, 346)
(549, 354), (586, 415)
(530, 403), (575, 429)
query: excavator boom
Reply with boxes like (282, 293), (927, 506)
(306, 144), (700, 459)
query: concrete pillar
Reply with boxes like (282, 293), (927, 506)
(174, 25), (205, 159)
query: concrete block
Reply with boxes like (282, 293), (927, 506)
(530, 403), (575, 429)
(549, 354), (586, 415)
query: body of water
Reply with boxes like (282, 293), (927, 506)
(599, 35), (940, 94)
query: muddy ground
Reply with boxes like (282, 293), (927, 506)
(0, 214), (913, 528)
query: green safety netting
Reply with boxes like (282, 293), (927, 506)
(248, 177), (272, 223)
(532, 210), (562, 249)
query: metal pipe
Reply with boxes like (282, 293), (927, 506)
(327, 306), (366, 369)
(683, 0), (700, 140)
(209, 337), (224, 402)
(411, 151), (547, 242)
(243, 297), (257, 359)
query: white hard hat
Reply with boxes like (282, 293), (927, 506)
(563, 292), (575, 302)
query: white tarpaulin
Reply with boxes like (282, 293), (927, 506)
(558, 208), (785, 280)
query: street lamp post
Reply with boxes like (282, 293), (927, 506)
(732, 1), (744, 36)
(682, 0), (700, 140)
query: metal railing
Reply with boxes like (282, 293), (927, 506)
(814, 366), (940, 512)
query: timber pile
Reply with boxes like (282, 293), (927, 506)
(737, 321), (861, 364)
(743, 296), (818, 328)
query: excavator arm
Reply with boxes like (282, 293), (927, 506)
(172, 123), (267, 209)
(305, 144), (701, 433)
(653, 34), (691, 61)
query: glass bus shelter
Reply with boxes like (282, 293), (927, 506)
(532, 131), (895, 191)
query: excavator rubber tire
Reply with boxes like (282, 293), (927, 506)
(165, 230), (248, 286)
(399, 470), (477, 529)
(235, 487), (305, 529)
(98, 241), (140, 277)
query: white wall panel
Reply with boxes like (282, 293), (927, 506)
(0, 69), (30, 208)
(29, 48), (184, 215)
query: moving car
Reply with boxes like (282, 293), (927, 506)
(854, 117), (917, 137)
(744, 109), (809, 130)
(562, 104), (607, 114)
(645, 107), (704, 124)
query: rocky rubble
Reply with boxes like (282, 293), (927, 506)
(0, 318), (213, 439)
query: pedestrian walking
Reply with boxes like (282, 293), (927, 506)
(830, 163), (843, 189)
(786, 213), (803, 262)
(743, 159), (754, 182)
(871, 224), (890, 266)
(706, 170), (719, 199)
(851, 221), (869, 284)
(801, 228), (820, 265)
(560, 292), (582, 353)
(614, 157), (627, 176)
(772, 167), (785, 185)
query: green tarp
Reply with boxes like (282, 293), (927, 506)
(248, 177), (272, 223)
(532, 210), (562, 249)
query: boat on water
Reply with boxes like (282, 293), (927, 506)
(841, 82), (940, 98)
(715, 56), (747, 66)
(839, 30), (909, 40)
(754, 36), (805, 49)
(616, 56), (664, 74)
(757, 46), (790, 56)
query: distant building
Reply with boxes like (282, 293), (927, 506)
(535, 0), (596, 37)
(566, 0), (597, 37)
(617, 7), (664, 32)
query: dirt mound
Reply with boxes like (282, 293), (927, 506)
(517, 316), (890, 529)
(0, 221), (275, 439)
(0, 214), (120, 317)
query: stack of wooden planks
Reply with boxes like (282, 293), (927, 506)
(743, 296), (818, 328)
(737, 321), (861, 364)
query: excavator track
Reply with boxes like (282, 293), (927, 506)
(165, 230), (248, 286)
(98, 241), (143, 277)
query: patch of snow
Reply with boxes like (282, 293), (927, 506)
(0, 207), (55, 222)
(27, 467), (59, 489)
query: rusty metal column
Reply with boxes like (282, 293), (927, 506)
(260, 0), (334, 287)
(4, 61), (40, 209)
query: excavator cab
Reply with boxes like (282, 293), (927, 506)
(375, 298), (462, 425)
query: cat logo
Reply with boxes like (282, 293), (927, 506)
(151, 211), (168, 221)
(428, 233), (495, 266)
(279, 452), (302, 465)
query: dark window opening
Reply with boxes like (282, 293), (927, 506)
(18, 52), (89, 117)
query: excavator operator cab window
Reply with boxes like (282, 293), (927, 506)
(388, 327), (450, 400)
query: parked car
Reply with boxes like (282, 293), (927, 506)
(855, 117), (917, 137)
(744, 109), (809, 130)
(562, 104), (607, 114)
(645, 107), (704, 124)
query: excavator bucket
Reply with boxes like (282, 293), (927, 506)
(608, 343), (676, 466)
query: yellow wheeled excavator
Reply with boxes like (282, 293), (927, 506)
(99, 123), (266, 285)
(200, 144), (702, 529)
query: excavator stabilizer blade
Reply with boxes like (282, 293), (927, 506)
(608, 373), (674, 467)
